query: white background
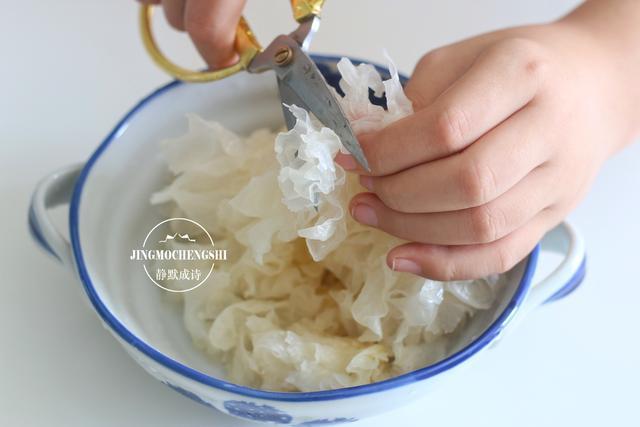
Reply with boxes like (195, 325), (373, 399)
(2, 0), (639, 426)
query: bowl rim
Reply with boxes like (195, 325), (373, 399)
(69, 54), (540, 402)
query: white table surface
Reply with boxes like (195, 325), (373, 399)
(3, 1), (639, 426)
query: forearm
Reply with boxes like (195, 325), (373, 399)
(561, 0), (640, 142)
(563, 0), (640, 44)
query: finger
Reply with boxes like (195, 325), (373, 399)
(338, 38), (548, 177)
(162, 0), (186, 31)
(387, 210), (559, 281)
(405, 26), (535, 109)
(137, 0), (162, 4)
(336, 36), (498, 173)
(364, 105), (551, 213)
(407, 28), (532, 109)
(335, 43), (484, 173)
(335, 45), (474, 173)
(404, 33), (506, 110)
(350, 165), (554, 245)
(184, 0), (247, 69)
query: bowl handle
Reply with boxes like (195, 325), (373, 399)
(522, 221), (587, 316)
(29, 164), (83, 269)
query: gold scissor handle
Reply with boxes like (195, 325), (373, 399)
(139, 1), (325, 83)
(291, 0), (325, 22)
(139, 5), (261, 83)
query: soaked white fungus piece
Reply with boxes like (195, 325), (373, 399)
(152, 55), (503, 392)
(333, 52), (414, 135)
(275, 104), (347, 261)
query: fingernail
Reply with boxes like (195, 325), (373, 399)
(359, 175), (374, 191)
(392, 258), (423, 275)
(351, 203), (378, 226)
(335, 153), (357, 171)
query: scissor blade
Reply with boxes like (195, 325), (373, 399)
(277, 78), (308, 131)
(278, 45), (369, 171)
(248, 33), (369, 170)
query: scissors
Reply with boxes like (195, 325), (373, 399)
(139, 0), (369, 171)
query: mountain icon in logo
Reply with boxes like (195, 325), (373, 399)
(158, 233), (197, 243)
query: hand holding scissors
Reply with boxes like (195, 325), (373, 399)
(139, 0), (369, 170)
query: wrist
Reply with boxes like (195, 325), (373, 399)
(559, 1), (640, 143)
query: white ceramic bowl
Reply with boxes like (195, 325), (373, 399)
(29, 55), (587, 426)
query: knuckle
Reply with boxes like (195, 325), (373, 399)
(523, 54), (548, 81)
(458, 158), (498, 206)
(186, 18), (223, 44)
(468, 205), (502, 243)
(496, 37), (549, 81)
(433, 105), (470, 150)
(417, 48), (447, 71)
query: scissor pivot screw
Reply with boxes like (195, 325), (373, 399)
(274, 46), (293, 66)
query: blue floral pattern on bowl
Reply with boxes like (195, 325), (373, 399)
(297, 417), (358, 425)
(163, 382), (214, 409)
(224, 400), (293, 424)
